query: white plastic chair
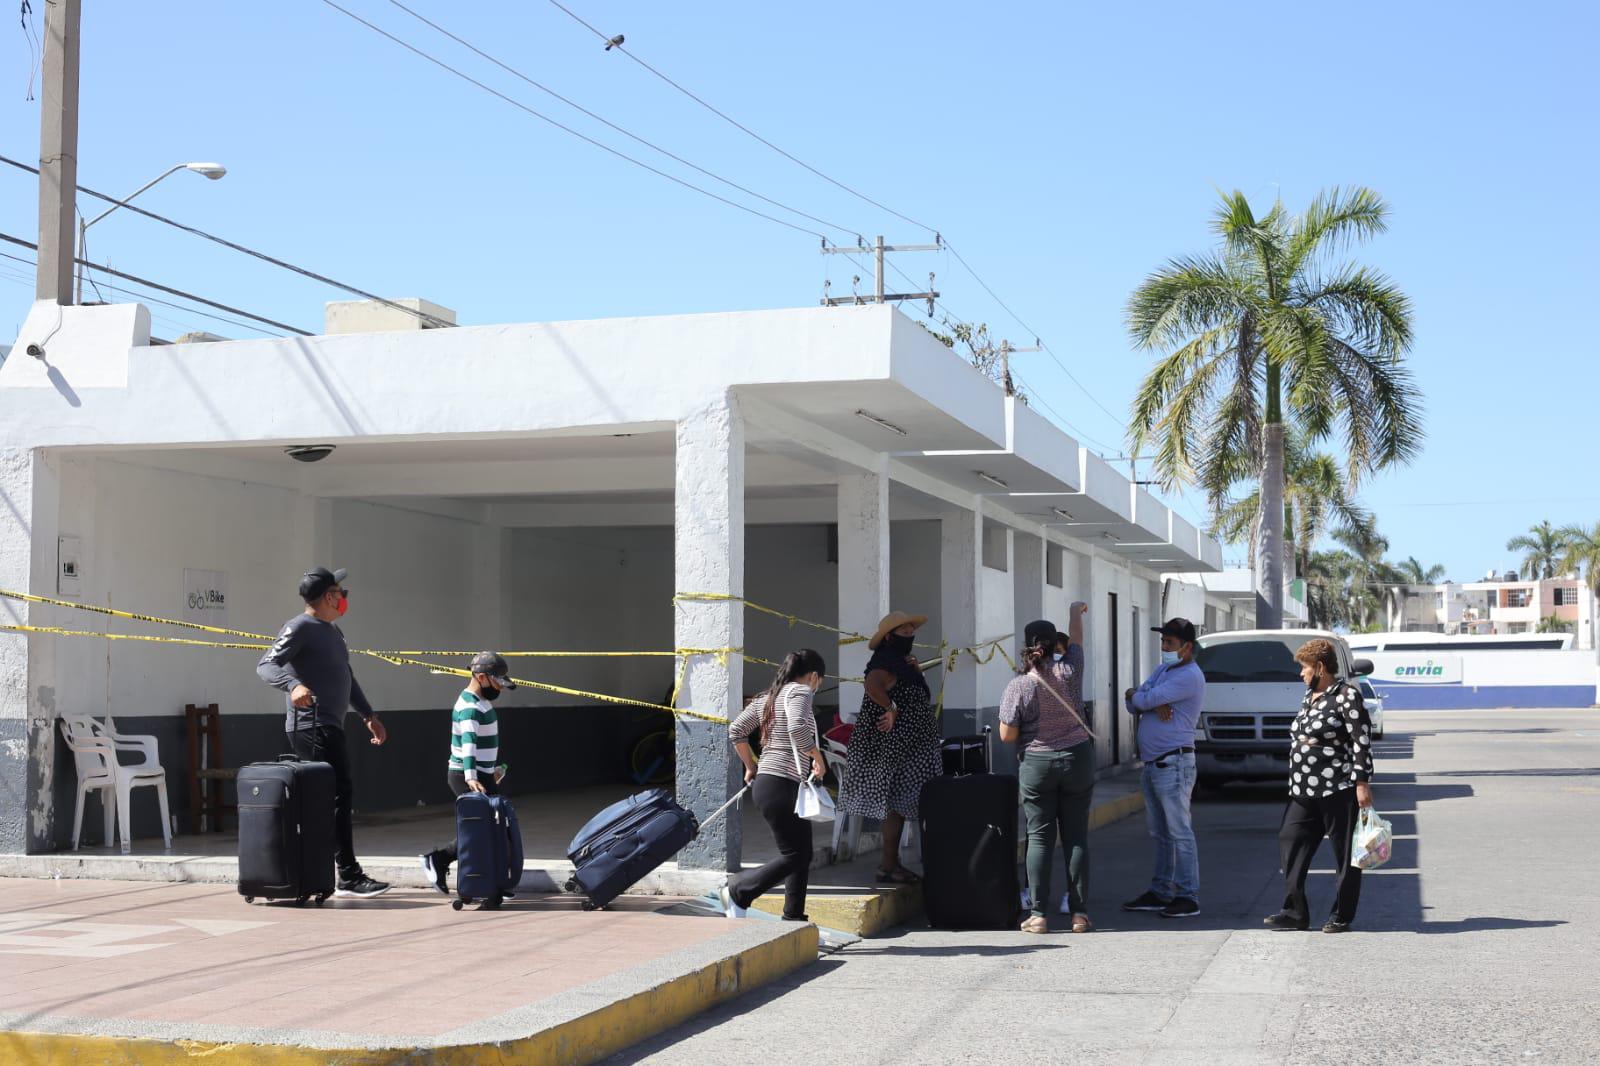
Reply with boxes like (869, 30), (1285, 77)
(821, 730), (918, 864)
(59, 715), (172, 854)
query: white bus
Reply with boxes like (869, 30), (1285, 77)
(1344, 631), (1575, 653)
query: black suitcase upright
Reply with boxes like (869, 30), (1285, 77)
(564, 788), (699, 910)
(237, 754), (336, 905)
(920, 727), (1019, 930)
(453, 792), (524, 911)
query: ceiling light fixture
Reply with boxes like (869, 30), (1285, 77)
(284, 444), (336, 464)
(854, 409), (908, 437)
(1052, 507), (1076, 521)
(977, 471), (1009, 490)
(1101, 531), (1121, 542)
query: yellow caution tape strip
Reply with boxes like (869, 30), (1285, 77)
(0, 624), (270, 652)
(673, 592), (943, 650)
(0, 588), (275, 642)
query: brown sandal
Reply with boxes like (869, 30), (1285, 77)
(1071, 913), (1094, 934)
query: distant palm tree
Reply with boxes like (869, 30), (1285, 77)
(1395, 556), (1448, 584)
(1211, 430), (1377, 585)
(1558, 522), (1600, 650)
(1506, 521), (1569, 581)
(1127, 187), (1422, 627)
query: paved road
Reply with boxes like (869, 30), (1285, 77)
(610, 709), (1600, 1065)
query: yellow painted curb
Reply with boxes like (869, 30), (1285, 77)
(1089, 789), (1146, 832)
(751, 882), (921, 938)
(0, 924), (819, 1066)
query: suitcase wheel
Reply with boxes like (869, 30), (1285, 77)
(243, 896), (254, 905)
(315, 894), (329, 906)
(451, 900), (465, 912)
(482, 895), (503, 911)
(295, 896), (309, 907)
(581, 900), (596, 911)
(563, 878), (578, 893)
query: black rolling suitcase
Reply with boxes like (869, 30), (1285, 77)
(453, 792), (524, 911)
(564, 787), (745, 910)
(237, 754), (336, 906)
(919, 728), (1020, 929)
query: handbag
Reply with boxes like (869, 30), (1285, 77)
(1350, 805), (1393, 870)
(786, 689), (836, 824)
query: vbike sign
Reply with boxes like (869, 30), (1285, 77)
(1383, 653), (1463, 685)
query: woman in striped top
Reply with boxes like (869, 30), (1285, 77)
(720, 649), (828, 922)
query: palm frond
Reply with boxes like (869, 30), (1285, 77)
(1284, 187), (1389, 276)
(1125, 255), (1255, 351)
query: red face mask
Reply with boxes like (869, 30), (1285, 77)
(335, 590), (349, 617)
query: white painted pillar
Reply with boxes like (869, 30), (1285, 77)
(1014, 530), (1045, 635)
(939, 503), (980, 732)
(836, 467), (889, 724)
(673, 395), (745, 871)
(0, 447), (61, 852)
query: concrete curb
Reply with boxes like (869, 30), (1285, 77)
(748, 785), (1147, 937)
(0, 920), (818, 1065)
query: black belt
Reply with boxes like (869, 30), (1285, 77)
(1153, 746), (1194, 762)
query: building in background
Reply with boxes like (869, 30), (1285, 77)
(1386, 576), (1593, 648)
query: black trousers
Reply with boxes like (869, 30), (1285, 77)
(286, 725), (362, 883)
(728, 774), (812, 920)
(1279, 789), (1363, 925)
(433, 770), (499, 866)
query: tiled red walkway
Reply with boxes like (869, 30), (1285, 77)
(0, 878), (726, 1038)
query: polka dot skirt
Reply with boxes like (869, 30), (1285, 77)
(1288, 680), (1374, 799)
(837, 682), (943, 820)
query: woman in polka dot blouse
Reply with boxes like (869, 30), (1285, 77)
(1263, 637), (1375, 934)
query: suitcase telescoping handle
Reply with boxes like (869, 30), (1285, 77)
(695, 786), (751, 837)
(280, 698), (323, 762)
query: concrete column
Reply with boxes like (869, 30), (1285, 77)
(673, 395), (744, 871)
(0, 448), (61, 852)
(938, 504), (980, 730)
(836, 468), (889, 724)
(1014, 530), (1044, 635)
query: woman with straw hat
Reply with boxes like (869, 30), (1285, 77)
(837, 611), (942, 884)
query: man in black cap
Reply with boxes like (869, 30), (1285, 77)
(257, 566), (390, 898)
(420, 651), (518, 895)
(1121, 617), (1206, 919)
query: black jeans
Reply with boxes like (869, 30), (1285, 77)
(728, 774), (812, 920)
(433, 770), (499, 866)
(1279, 789), (1363, 925)
(287, 725), (362, 883)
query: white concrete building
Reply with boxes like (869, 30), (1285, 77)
(1, 299), (1222, 864)
(1387, 579), (1593, 647)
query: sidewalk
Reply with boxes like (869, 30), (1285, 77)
(0, 877), (816, 1064)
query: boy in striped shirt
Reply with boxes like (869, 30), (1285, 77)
(420, 651), (517, 894)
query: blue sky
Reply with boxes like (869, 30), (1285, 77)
(3, 0), (1595, 582)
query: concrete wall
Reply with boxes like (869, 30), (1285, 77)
(1369, 649), (1599, 709)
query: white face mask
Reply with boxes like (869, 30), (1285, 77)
(1160, 650), (1181, 666)
(1052, 652), (1064, 663)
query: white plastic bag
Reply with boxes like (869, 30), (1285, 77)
(1350, 806), (1393, 870)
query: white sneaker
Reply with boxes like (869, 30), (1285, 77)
(718, 884), (748, 919)
(1059, 893), (1072, 915)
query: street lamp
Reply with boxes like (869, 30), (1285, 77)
(76, 161), (226, 304)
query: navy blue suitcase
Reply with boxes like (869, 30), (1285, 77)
(453, 793), (524, 911)
(564, 788), (699, 910)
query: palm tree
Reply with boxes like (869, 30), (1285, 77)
(1127, 187), (1422, 627)
(1395, 556), (1447, 584)
(1211, 429), (1377, 583)
(1506, 521), (1569, 581)
(1558, 522), (1600, 652)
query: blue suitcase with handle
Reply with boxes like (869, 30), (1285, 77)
(453, 792), (524, 911)
(564, 788), (698, 910)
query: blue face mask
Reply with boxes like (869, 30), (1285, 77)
(1160, 650), (1181, 666)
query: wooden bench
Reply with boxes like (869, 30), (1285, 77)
(185, 704), (237, 833)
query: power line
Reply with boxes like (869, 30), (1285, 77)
(383, 0), (862, 242)
(0, 249), (286, 337)
(0, 154), (452, 329)
(544, 0), (937, 235)
(0, 232), (313, 335)
(316, 0), (829, 240)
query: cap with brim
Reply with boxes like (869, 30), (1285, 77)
(1152, 617), (1198, 644)
(298, 566), (348, 602)
(469, 651), (517, 689)
(868, 611), (928, 650)
(1023, 619), (1058, 648)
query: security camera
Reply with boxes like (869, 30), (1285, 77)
(26, 343), (44, 359)
(284, 445), (336, 463)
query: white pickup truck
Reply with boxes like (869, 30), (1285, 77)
(1192, 629), (1375, 787)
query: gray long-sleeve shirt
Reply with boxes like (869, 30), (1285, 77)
(256, 613), (374, 732)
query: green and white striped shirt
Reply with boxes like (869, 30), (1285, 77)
(448, 690), (503, 781)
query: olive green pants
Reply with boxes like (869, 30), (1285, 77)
(1018, 740), (1095, 917)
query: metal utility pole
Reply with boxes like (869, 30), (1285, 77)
(820, 235), (940, 314)
(35, 0), (82, 304)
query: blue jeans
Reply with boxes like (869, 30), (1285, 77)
(1140, 752), (1199, 901)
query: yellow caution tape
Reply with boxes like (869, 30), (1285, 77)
(0, 588), (275, 642)
(673, 592), (942, 650)
(0, 624), (269, 652)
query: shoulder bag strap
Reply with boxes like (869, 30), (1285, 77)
(1034, 671), (1097, 739)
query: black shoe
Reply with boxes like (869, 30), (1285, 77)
(335, 875), (391, 899)
(420, 852), (450, 896)
(1263, 912), (1309, 931)
(781, 913), (810, 922)
(1159, 897), (1201, 919)
(1121, 891), (1172, 912)
(1322, 918), (1351, 934)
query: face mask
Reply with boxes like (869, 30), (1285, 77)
(1305, 669), (1322, 692)
(1052, 652), (1064, 663)
(334, 591), (348, 618)
(1160, 650), (1180, 666)
(886, 633), (914, 656)
(478, 680), (502, 701)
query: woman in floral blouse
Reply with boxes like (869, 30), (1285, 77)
(1263, 638), (1375, 934)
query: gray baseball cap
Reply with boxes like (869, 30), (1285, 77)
(469, 651), (517, 689)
